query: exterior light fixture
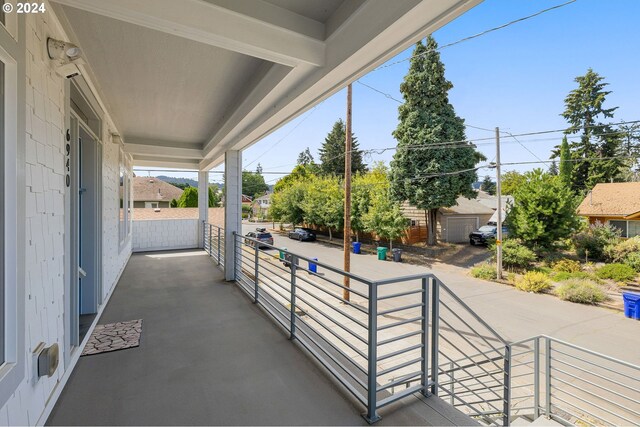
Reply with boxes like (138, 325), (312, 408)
(46, 37), (85, 79)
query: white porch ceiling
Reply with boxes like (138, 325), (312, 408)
(51, 0), (482, 170)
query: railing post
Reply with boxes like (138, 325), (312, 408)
(233, 232), (239, 281)
(449, 361), (454, 405)
(534, 337), (540, 419)
(217, 226), (221, 265)
(503, 344), (511, 426)
(202, 220), (205, 249)
(253, 245), (259, 303)
(289, 255), (297, 340)
(421, 277), (429, 396)
(430, 277), (439, 396)
(545, 337), (551, 418)
(364, 281), (381, 423)
(209, 224), (212, 256)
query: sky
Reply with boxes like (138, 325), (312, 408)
(135, 0), (640, 185)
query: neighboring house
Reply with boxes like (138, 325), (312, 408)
(131, 177), (184, 208)
(402, 191), (500, 243)
(251, 193), (272, 218)
(577, 182), (640, 238)
(476, 191), (514, 224)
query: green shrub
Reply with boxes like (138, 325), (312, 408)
(552, 259), (582, 273)
(623, 252), (640, 273)
(515, 271), (552, 293)
(555, 279), (607, 304)
(551, 271), (597, 282)
(470, 264), (497, 280)
(495, 240), (536, 270)
(596, 263), (637, 282)
(604, 236), (640, 262)
(572, 223), (620, 261)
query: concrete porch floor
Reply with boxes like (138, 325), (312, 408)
(47, 250), (476, 426)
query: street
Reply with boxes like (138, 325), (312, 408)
(242, 223), (640, 364)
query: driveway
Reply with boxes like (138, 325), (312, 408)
(242, 223), (640, 364)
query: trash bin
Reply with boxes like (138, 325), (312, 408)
(377, 247), (387, 260)
(392, 248), (402, 262)
(352, 242), (361, 254)
(623, 292), (640, 320)
(279, 247), (287, 260)
(308, 258), (318, 273)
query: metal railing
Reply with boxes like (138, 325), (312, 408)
(203, 222), (224, 267)
(230, 232), (513, 423)
(201, 230), (639, 426)
(506, 335), (640, 426)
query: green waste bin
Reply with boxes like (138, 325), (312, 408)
(279, 247), (287, 259)
(377, 247), (388, 260)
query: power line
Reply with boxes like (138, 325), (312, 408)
(503, 130), (549, 166)
(372, 0), (578, 72)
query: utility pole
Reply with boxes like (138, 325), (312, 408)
(495, 127), (503, 280)
(343, 84), (352, 301)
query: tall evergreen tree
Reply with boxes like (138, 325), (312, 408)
(548, 160), (559, 176)
(480, 175), (496, 195)
(318, 119), (367, 176)
(559, 69), (624, 190)
(297, 147), (315, 166)
(559, 136), (572, 186)
(389, 36), (485, 245)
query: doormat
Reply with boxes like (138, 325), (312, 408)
(81, 319), (143, 356)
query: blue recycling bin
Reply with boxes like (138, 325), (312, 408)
(308, 258), (318, 274)
(352, 242), (361, 254)
(622, 292), (640, 320)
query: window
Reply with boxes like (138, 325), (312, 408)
(609, 220), (640, 238)
(119, 149), (131, 246)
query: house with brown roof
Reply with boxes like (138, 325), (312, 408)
(131, 177), (184, 208)
(577, 182), (640, 238)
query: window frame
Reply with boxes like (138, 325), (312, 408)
(118, 148), (132, 250)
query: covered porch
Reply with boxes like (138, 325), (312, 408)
(47, 250), (475, 426)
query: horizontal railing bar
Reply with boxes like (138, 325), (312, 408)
(510, 348), (535, 358)
(294, 281), (368, 329)
(293, 272), (369, 314)
(550, 356), (640, 394)
(377, 316), (423, 331)
(235, 233), (374, 285)
(551, 385), (636, 425)
(256, 276), (291, 303)
(548, 404), (597, 427)
(548, 336), (640, 371)
(298, 269), (370, 299)
(439, 354), (504, 376)
(292, 315), (368, 376)
(377, 357), (424, 377)
(442, 383), (507, 398)
(551, 349), (640, 381)
(378, 330), (422, 346)
(438, 281), (507, 345)
(253, 294), (291, 333)
(440, 347), (504, 368)
(438, 300), (504, 356)
(254, 260), (292, 286)
(552, 365), (640, 406)
(375, 273), (435, 286)
(378, 302), (423, 316)
(377, 343), (423, 362)
(552, 376), (640, 418)
(293, 292), (368, 344)
(437, 334), (505, 383)
(551, 395), (611, 426)
(376, 384), (426, 409)
(293, 309), (368, 360)
(377, 371), (422, 392)
(292, 324), (368, 389)
(377, 288), (424, 301)
(293, 333), (368, 407)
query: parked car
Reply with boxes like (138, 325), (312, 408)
(288, 228), (316, 242)
(245, 228), (274, 248)
(469, 225), (509, 246)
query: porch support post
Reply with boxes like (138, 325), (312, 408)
(198, 171), (209, 248)
(224, 150), (242, 281)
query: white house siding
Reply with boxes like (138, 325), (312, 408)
(133, 219), (199, 252)
(0, 7), (131, 425)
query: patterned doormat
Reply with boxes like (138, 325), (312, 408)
(81, 319), (143, 356)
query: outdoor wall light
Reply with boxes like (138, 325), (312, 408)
(47, 37), (85, 79)
(32, 342), (60, 380)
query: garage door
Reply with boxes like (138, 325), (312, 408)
(446, 217), (478, 243)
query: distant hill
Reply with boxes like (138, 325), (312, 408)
(155, 176), (198, 188)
